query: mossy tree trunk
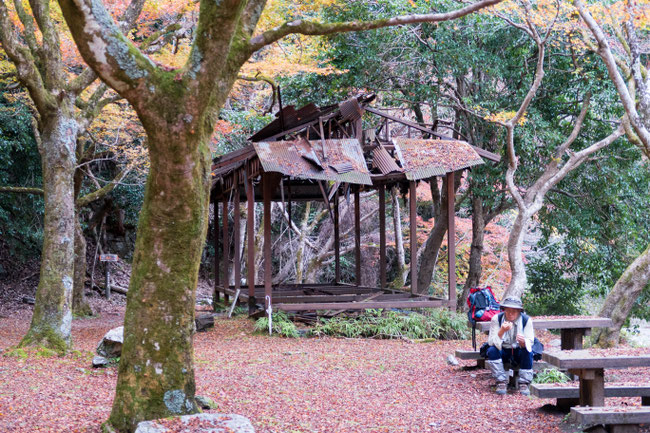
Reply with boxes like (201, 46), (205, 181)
(20, 113), (78, 353)
(592, 245), (650, 347)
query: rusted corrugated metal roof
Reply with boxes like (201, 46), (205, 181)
(372, 146), (401, 175)
(393, 138), (484, 180)
(254, 138), (372, 185)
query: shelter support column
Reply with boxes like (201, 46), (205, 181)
(334, 191), (340, 284)
(213, 197), (220, 305)
(222, 197), (229, 303)
(354, 186), (361, 286)
(263, 173), (273, 312)
(447, 171), (457, 310)
(410, 181), (417, 294)
(379, 184), (386, 289)
(246, 165), (256, 313)
(233, 182), (241, 298)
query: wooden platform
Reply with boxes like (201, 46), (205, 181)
(216, 283), (448, 315)
(570, 406), (650, 433)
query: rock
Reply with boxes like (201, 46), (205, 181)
(135, 413), (255, 433)
(195, 395), (218, 410)
(195, 314), (215, 333)
(92, 355), (111, 368)
(97, 326), (124, 358)
(549, 338), (561, 348)
(22, 296), (35, 305)
(446, 354), (459, 366)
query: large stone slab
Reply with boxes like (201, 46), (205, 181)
(96, 326), (123, 358)
(135, 413), (254, 433)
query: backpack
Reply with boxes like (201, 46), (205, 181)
(467, 287), (500, 350)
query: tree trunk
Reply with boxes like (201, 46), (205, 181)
(416, 175), (460, 294)
(20, 115), (77, 354)
(108, 128), (211, 430)
(505, 208), (534, 298)
(390, 187), (408, 289)
(72, 211), (93, 317)
(459, 193), (486, 312)
(592, 244), (650, 347)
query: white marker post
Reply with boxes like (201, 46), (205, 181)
(99, 254), (119, 299)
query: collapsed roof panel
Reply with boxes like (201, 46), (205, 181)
(254, 138), (372, 185)
(393, 138), (485, 181)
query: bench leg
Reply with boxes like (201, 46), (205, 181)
(642, 396), (650, 406)
(608, 425), (639, 433)
(477, 359), (485, 369)
(556, 397), (579, 411)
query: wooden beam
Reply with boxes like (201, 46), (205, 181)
(354, 186), (361, 286)
(213, 199), (220, 304)
(379, 184), (386, 289)
(246, 166), (256, 313)
(275, 300), (446, 311)
(233, 183), (241, 297)
(410, 181), (417, 294)
(263, 173), (272, 312)
(222, 198), (229, 303)
(334, 191), (340, 283)
(447, 172), (456, 310)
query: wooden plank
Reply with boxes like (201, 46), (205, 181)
(355, 187), (361, 286)
(447, 172), (456, 309)
(543, 350), (650, 370)
(531, 384), (650, 399)
(246, 166), (256, 313)
(571, 406), (650, 426)
(379, 184), (386, 289)
(222, 198), (229, 303)
(409, 181), (417, 294)
(274, 300), (446, 311)
(474, 317), (614, 333)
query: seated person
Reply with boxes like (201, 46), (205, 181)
(486, 296), (534, 395)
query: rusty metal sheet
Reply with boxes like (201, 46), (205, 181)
(393, 138), (484, 180)
(339, 98), (364, 122)
(372, 146), (402, 175)
(254, 139), (372, 185)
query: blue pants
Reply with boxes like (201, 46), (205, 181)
(486, 346), (533, 369)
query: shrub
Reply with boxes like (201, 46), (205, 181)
(310, 309), (469, 340)
(254, 311), (300, 338)
(533, 368), (570, 384)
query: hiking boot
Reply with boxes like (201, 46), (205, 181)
(518, 382), (530, 396)
(495, 381), (507, 395)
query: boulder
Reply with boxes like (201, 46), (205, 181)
(97, 326), (124, 358)
(135, 413), (254, 433)
(195, 395), (218, 410)
(92, 355), (111, 368)
(446, 354), (459, 366)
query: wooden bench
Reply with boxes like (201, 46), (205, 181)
(531, 384), (650, 410)
(570, 406), (650, 433)
(455, 349), (485, 369)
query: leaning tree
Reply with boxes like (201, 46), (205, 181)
(575, 0), (650, 346)
(53, 0), (503, 429)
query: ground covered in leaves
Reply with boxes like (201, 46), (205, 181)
(1, 305), (649, 433)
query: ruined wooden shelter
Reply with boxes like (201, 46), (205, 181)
(210, 95), (500, 316)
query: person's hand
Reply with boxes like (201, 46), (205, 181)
(516, 333), (526, 346)
(500, 321), (513, 333)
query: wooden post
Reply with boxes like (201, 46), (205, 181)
(447, 172), (456, 309)
(263, 173), (272, 312)
(409, 181), (417, 294)
(379, 184), (386, 289)
(104, 262), (111, 299)
(561, 328), (586, 350)
(233, 181), (241, 298)
(334, 190), (340, 284)
(213, 199), (220, 305)
(579, 369), (605, 407)
(246, 166), (256, 313)
(222, 197), (229, 303)
(354, 186), (361, 286)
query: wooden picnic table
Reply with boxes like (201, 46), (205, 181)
(474, 316), (613, 350)
(543, 349), (650, 406)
